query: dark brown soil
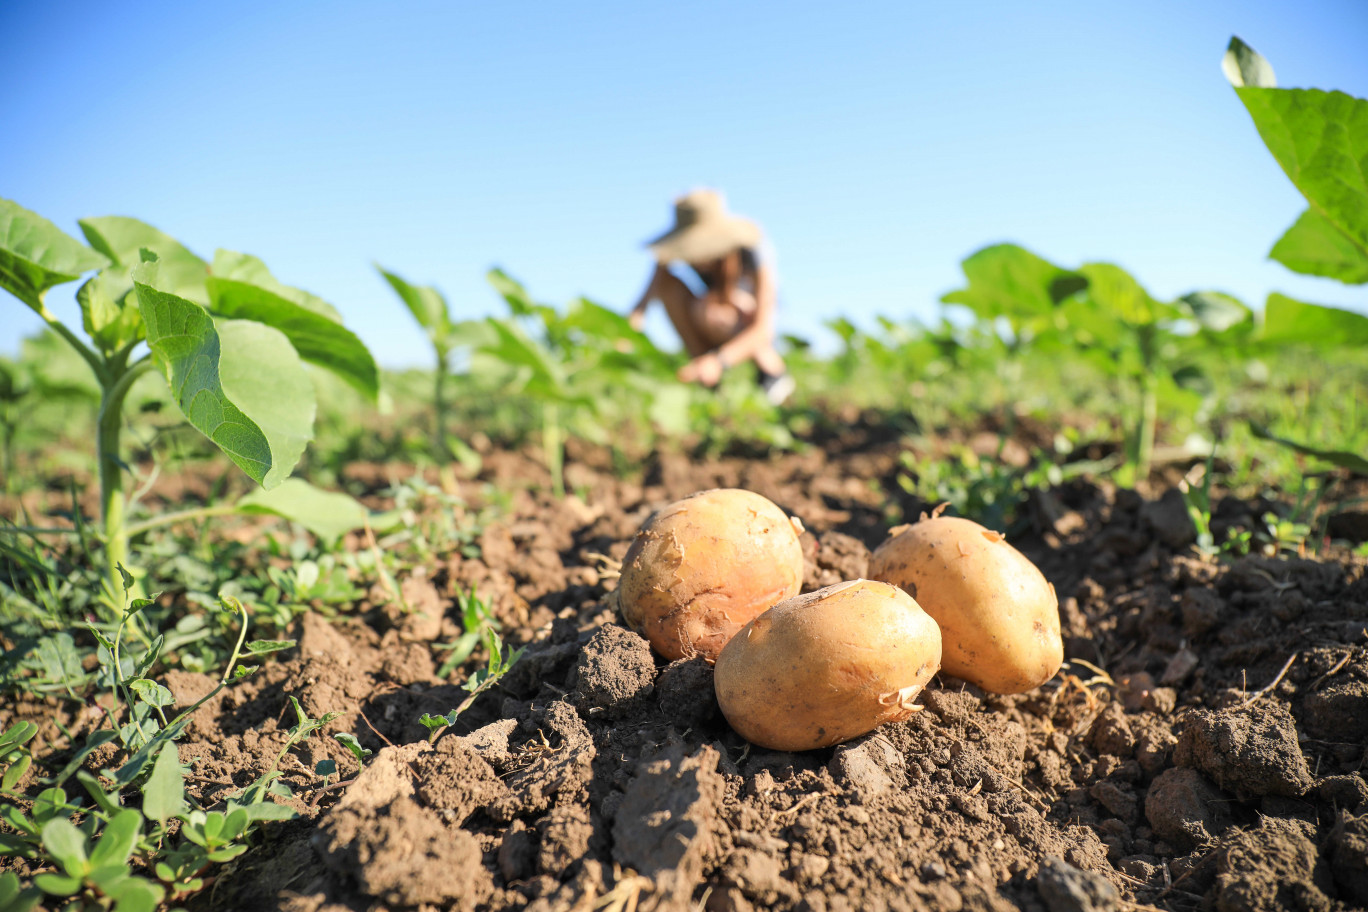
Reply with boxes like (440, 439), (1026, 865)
(5, 435), (1368, 912)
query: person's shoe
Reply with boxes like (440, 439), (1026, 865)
(759, 371), (795, 406)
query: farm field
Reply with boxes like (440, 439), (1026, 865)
(3, 36), (1368, 912)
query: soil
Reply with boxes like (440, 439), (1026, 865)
(5, 430), (1368, 912)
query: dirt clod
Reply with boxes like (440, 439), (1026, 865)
(1174, 703), (1313, 798)
(1144, 767), (1229, 851)
(1036, 855), (1120, 912)
(574, 623), (655, 718)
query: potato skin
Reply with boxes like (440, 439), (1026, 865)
(714, 579), (942, 751)
(868, 515), (1062, 694)
(617, 488), (804, 661)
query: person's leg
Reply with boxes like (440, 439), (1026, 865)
(644, 265), (715, 357)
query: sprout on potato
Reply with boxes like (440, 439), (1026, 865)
(615, 488), (805, 661)
(713, 579), (942, 751)
(868, 510), (1062, 694)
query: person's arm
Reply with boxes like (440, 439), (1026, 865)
(628, 263), (665, 330)
(713, 259), (776, 367)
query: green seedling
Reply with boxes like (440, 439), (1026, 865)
(0, 201), (375, 598)
(420, 627), (525, 742)
(434, 585), (499, 679)
(377, 266), (489, 469)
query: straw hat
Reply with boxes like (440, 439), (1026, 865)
(646, 189), (762, 264)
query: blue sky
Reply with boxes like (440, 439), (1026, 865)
(3, 0), (1366, 367)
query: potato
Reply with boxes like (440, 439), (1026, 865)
(867, 513), (1062, 694)
(616, 488), (805, 661)
(713, 579), (942, 751)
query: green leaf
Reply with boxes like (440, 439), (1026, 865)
(77, 268), (145, 355)
(0, 721), (39, 753)
(2, 753), (31, 791)
(483, 317), (563, 394)
(242, 639), (297, 656)
(88, 810), (141, 869)
(239, 801), (297, 822)
(201, 811), (225, 844)
(208, 276), (379, 401)
(488, 267), (556, 322)
(0, 871), (42, 912)
(132, 270), (275, 486)
(104, 875), (164, 912)
(236, 478), (367, 545)
(940, 244), (1086, 321)
(77, 217), (208, 303)
(1268, 209), (1368, 284)
(333, 732), (372, 766)
(1221, 36), (1276, 89)
(33, 872), (82, 896)
(74, 772), (121, 816)
(378, 266), (453, 348)
(0, 198), (109, 312)
(1251, 422), (1368, 474)
(1079, 262), (1172, 327)
(216, 319), (316, 489)
(141, 743), (184, 824)
(210, 250), (341, 321)
(128, 679), (175, 708)
(32, 633), (83, 687)
(1178, 291), (1253, 333)
(1262, 293), (1368, 347)
(39, 818), (87, 874)
(315, 758), (337, 778)
(1233, 85), (1368, 263)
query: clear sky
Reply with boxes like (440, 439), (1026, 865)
(3, 0), (1366, 367)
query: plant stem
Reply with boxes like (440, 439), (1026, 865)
(1136, 372), (1158, 486)
(543, 402), (564, 499)
(433, 347), (449, 458)
(97, 358), (154, 596)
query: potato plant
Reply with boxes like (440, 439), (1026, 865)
(0, 200), (375, 597)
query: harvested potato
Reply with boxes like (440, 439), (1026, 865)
(714, 579), (942, 751)
(868, 512), (1062, 694)
(616, 488), (805, 661)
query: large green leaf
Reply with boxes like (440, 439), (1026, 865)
(141, 744), (185, 825)
(211, 250), (341, 321)
(483, 317), (564, 396)
(237, 479), (368, 545)
(132, 266), (274, 486)
(1262, 293), (1368, 347)
(87, 810), (141, 869)
(1233, 84), (1368, 261)
(216, 320), (315, 489)
(77, 217), (208, 303)
(1268, 209), (1368, 284)
(941, 244), (1086, 321)
(1079, 262), (1173, 327)
(488, 268), (558, 323)
(207, 277), (379, 401)
(0, 198), (108, 312)
(1251, 422), (1368, 474)
(1178, 291), (1253, 333)
(1221, 36), (1276, 89)
(378, 266), (453, 349)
